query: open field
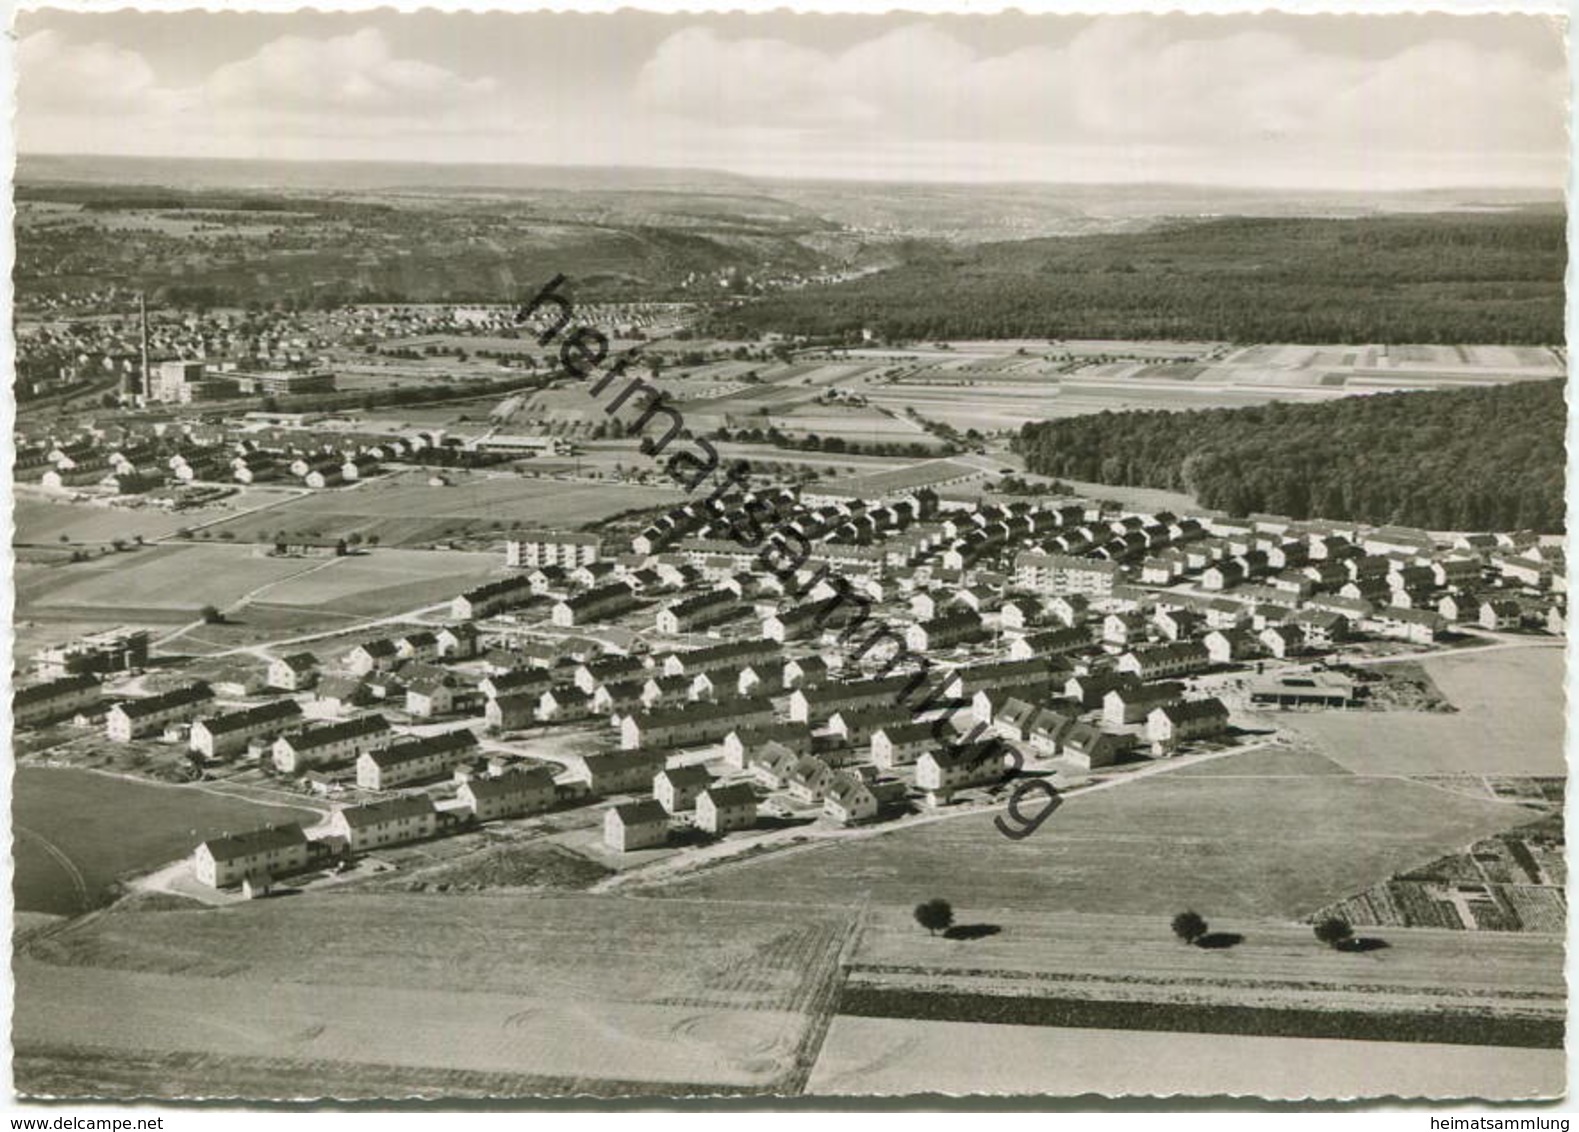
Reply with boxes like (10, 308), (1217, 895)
(662, 768), (1543, 921)
(13, 494), (273, 546)
(847, 906), (1564, 1021)
(156, 604), (371, 656)
(15, 1043), (762, 1102)
(1167, 745), (1353, 777)
(16, 544), (332, 618)
(15, 962), (800, 1095)
(201, 471), (685, 547)
(13, 767), (323, 916)
(841, 339), (1567, 433)
(807, 1016), (1564, 1099)
(230, 548), (505, 616)
(17, 893), (855, 1096)
(15, 543), (499, 625)
(1279, 645), (1565, 776)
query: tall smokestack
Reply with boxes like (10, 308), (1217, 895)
(139, 293), (151, 402)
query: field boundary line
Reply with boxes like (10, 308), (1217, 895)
(15, 824), (90, 914)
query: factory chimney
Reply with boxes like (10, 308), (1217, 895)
(138, 292), (151, 403)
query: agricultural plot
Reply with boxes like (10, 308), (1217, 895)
(664, 772), (1539, 921)
(1316, 812), (1565, 934)
(14, 497), (241, 546)
(1282, 646), (1564, 776)
(807, 1017), (1563, 1099)
(855, 337), (1564, 432)
(202, 472), (684, 548)
(772, 404), (925, 441)
(17, 544), (329, 618)
(836, 459), (989, 497)
(17, 893), (856, 1096)
(237, 548), (505, 616)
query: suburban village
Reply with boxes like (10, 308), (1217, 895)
(14, 461), (1567, 901)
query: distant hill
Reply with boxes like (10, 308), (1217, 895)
(708, 213), (1567, 345)
(16, 153), (760, 195)
(1015, 378), (1567, 532)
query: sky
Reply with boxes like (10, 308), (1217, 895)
(12, 9), (1570, 189)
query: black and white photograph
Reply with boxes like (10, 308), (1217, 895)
(4, 1), (1572, 1107)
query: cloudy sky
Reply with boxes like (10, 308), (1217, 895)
(13, 9), (1569, 189)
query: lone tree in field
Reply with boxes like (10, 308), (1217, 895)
(1171, 911), (1208, 946)
(914, 898), (954, 937)
(200, 604), (224, 625)
(1314, 918), (1354, 950)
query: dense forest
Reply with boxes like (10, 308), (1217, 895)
(710, 212), (1566, 344)
(1015, 379), (1567, 532)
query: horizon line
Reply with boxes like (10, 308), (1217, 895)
(15, 150), (1565, 198)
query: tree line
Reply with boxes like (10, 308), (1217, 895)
(707, 212), (1566, 344)
(1013, 379), (1566, 532)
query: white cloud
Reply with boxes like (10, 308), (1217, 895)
(632, 19), (1567, 166)
(203, 28), (497, 117)
(15, 17), (1565, 188)
(18, 29), (168, 112)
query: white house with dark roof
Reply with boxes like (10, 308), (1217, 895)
(871, 721), (936, 769)
(105, 683), (214, 741)
(484, 691), (538, 731)
(345, 638), (400, 675)
(621, 697), (773, 749)
(1103, 682), (1185, 727)
(272, 714), (391, 773)
(723, 722), (814, 768)
(267, 652), (320, 691)
(696, 784), (758, 834)
(192, 823), (311, 888)
(654, 765), (713, 813)
(14, 673), (101, 728)
(1148, 698), (1231, 754)
(916, 741), (1006, 803)
(1116, 642), (1211, 681)
(604, 800), (669, 852)
(579, 749), (669, 795)
(355, 729), (479, 790)
(329, 795), (439, 851)
(458, 767), (556, 821)
(190, 700), (303, 760)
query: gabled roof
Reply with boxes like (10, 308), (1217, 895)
(631, 697), (773, 729)
(14, 673), (100, 707)
(337, 791), (436, 826)
(873, 720), (936, 745)
(1109, 682), (1185, 706)
(462, 767), (556, 799)
(611, 800), (668, 825)
(280, 713), (390, 750)
(583, 749), (668, 773)
(199, 822), (308, 862)
(657, 765), (713, 789)
(1158, 698), (1230, 723)
(114, 682), (213, 718)
(701, 783), (758, 808)
(363, 728), (478, 768)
